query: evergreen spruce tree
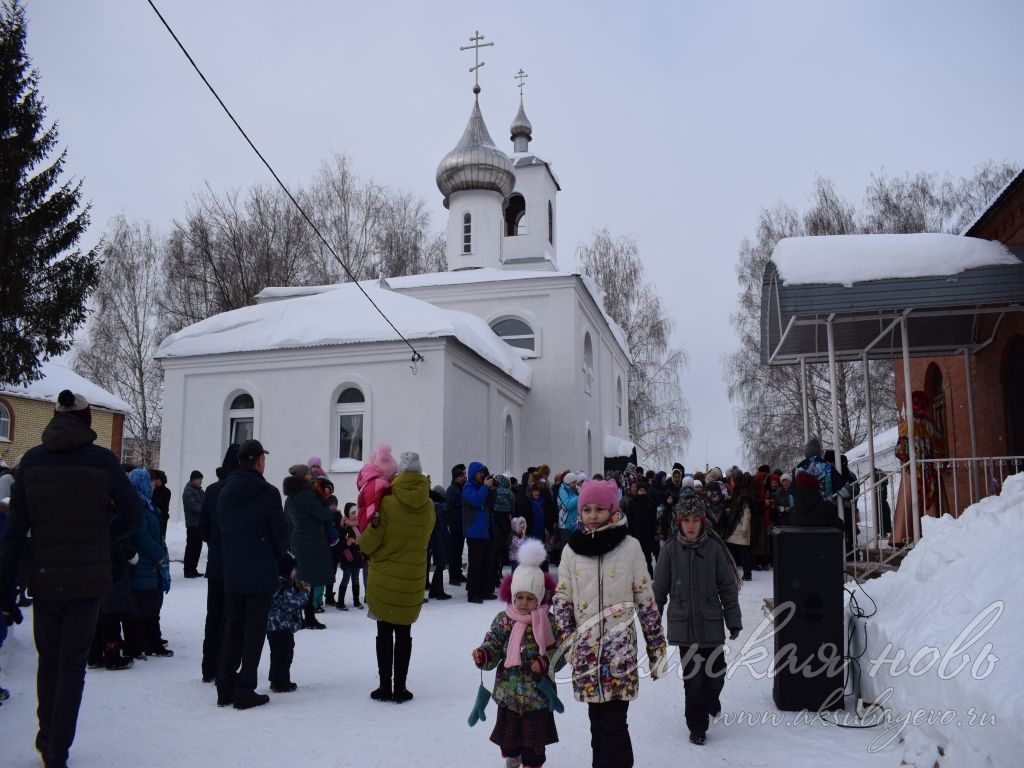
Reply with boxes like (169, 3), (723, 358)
(0, 0), (99, 386)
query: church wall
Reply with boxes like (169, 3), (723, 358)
(503, 165), (557, 266)
(442, 341), (527, 479)
(446, 189), (505, 270)
(159, 340), (452, 520)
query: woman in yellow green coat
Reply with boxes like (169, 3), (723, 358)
(359, 450), (435, 703)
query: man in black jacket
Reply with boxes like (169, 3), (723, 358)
(0, 390), (141, 768)
(445, 464), (466, 586)
(216, 439), (291, 710)
(198, 445), (239, 683)
(182, 470), (206, 577)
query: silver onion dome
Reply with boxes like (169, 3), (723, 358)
(510, 99), (533, 145)
(436, 97), (515, 207)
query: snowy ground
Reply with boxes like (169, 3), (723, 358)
(1, 529), (902, 768)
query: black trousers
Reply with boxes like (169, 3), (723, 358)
(679, 645), (727, 734)
(124, 590), (164, 656)
(338, 563), (361, 605)
(266, 629), (295, 687)
(202, 579), (225, 680)
(727, 542), (752, 579)
(218, 590), (273, 696)
(449, 528), (465, 581)
(184, 526), (204, 575)
(466, 538), (491, 600)
(587, 700), (632, 768)
(33, 597), (102, 768)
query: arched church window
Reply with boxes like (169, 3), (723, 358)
(491, 317), (535, 352)
(336, 386), (365, 461)
(583, 333), (594, 395)
(505, 194), (527, 236)
(616, 376), (623, 427)
(227, 392), (255, 445)
(0, 400), (11, 442)
(504, 415), (514, 474)
(548, 201), (553, 245)
(463, 212), (472, 254)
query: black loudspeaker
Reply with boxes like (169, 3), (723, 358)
(771, 527), (845, 711)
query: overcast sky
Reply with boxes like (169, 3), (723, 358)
(21, 0), (1024, 469)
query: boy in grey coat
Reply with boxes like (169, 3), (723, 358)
(653, 489), (742, 746)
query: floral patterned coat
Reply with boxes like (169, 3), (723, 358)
(474, 611), (554, 714)
(550, 517), (667, 703)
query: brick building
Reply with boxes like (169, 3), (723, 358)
(0, 361), (130, 467)
(894, 170), (1024, 505)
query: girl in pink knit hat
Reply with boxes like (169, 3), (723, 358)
(356, 443), (398, 533)
(550, 478), (667, 767)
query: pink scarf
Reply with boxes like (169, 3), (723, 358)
(504, 605), (555, 668)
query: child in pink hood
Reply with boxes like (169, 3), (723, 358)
(356, 443), (398, 533)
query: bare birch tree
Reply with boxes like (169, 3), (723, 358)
(578, 228), (691, 466)
(73, 216), (165, 466)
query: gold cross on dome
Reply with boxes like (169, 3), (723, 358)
(515, 68), (528, 97)
(460, 30), (494, 91)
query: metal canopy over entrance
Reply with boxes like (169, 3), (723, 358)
(759, 237), (1024, 558)
(760, 249), (1024, 366)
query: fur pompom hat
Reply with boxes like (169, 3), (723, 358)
(397, 451), (422, 474)
(369, 443), (398, 478)
(55, 389), (91, 426)
(500, 539), (556, 606)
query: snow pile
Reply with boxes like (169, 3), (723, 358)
(844, 425), (900, 464)
(156, 282), (533, 388)
(772, 233), (1019, 287)
(850, 473), (1024, 766)
(604, 433), (635, 458)
(0, 360), (131, 413)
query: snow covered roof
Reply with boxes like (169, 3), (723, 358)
(0, 360), (132, 413)
(962, 167), (1024, 236)
(604, 433), (636, 458)
(254, 268), (632, 360)
(155, 282), (533, 388)
(844, 425), (900, 463)
(761, 235), (1024, 366)
(772, 233), (1019, 288)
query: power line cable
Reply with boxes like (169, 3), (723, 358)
(145, 0), (424, 364)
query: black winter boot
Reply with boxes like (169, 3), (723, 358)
(303, 603), (326, 630)
(370, 633), (393, 701)
(428, 566), (452, 600)
(392, 635), (413, 703)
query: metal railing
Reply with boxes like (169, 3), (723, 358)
(843, 456), (1023, 580)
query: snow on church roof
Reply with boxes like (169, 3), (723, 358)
(0, 360), (132, 413)
(155, 282), (533, 387)
(771, 233), (1019, 287)
(254, 268), (631, 360)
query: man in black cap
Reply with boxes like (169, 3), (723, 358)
(182, 469), (205, 577)
(216, 439), (292, 710)
(1, 390), (141, 767)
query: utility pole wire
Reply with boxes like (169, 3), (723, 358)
(145, 0), (424, 363)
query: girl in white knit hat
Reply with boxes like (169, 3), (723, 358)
(472, 539), (559, 768)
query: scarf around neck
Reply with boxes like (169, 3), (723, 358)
(504, 604), (554, 668)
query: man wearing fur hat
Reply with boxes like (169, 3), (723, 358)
(1, 390), (142, 767)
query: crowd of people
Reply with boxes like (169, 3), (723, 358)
(0, 388), (865, 768)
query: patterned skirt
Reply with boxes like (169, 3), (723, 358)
(490, 706), (558, 752)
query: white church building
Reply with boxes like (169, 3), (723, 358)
(157, 83), (633, 508)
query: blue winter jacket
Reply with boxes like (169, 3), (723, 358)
(267, 580), (308, 633)
(462, 461), (491, 540)
(129, 468), (168, 592)
(558, 483), (579, 530)
(218, 468), (291, 594)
